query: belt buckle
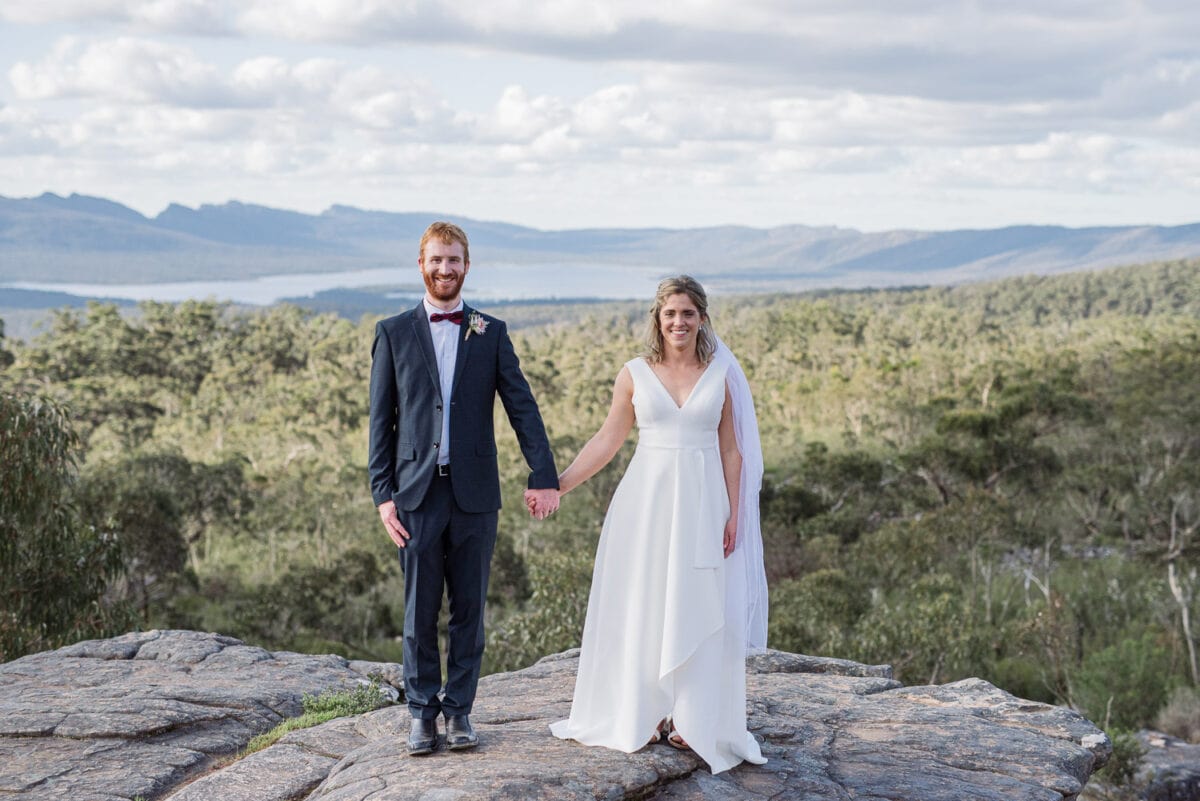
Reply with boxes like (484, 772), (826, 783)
(437, 463), (450, 477)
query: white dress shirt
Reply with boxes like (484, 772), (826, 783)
(423, 297), (462, 466)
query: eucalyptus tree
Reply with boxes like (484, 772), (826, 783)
(0, 391), (132, 661)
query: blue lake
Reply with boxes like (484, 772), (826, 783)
(4, 262), (669, 306)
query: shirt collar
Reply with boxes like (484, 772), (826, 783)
(423, 297), (464, 319)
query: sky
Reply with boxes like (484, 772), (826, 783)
(1, 1), (1198, 232)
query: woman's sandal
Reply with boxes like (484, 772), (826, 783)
(646, 718), (668, 747)
(663, 719), (689, 750)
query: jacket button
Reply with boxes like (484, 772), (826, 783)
(434, 442), (440, 449)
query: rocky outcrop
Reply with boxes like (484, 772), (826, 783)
(1, 630), (1110, 800)
(0, 630), (399, 801)
(1138, 731), (1200, 801)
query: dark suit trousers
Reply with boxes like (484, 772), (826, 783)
(397, 472), (498, 720)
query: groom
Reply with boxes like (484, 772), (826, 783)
(369, 221), (560, 755)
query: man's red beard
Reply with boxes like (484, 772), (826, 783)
(422, 268), (465, 301)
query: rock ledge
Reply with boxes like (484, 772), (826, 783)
(0, 630), (1110, 800)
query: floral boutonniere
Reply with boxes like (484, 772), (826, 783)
(465, 311), (489, 341)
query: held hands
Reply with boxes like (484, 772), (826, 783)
(524, 488), (561, 520)
(378, 500), (411, 548)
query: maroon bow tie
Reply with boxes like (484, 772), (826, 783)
(430, 310), (464, 324)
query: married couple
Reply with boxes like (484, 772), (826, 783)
(368, 221), (768, 773)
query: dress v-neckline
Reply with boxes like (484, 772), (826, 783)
(641, 357), (716, 411)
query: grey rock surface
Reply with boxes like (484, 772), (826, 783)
(1138, 731), (1200, 801)
(0, 630), (400, 801)
(1, 631), (1111, 800)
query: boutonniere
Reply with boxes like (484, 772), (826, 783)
(465, 311), (489, 340)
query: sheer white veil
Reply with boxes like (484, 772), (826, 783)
(715, 335), (769, 654)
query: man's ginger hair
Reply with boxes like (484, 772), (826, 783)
(419, 221), (470, 264)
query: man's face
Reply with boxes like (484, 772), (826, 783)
(419, 239), (469, 303)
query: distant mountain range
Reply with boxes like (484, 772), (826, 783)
(3, 192), (1200, 294)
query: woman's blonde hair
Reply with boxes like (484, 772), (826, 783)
(644, 275), (717, 364)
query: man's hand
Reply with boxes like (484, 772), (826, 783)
(378, 500), (411, 548)
(524, 488), (560, 520)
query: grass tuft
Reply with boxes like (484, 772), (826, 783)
(239, 677), (392, 758)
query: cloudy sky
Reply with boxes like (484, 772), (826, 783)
(1, 1), (1198, 232)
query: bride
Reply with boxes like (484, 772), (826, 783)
(541, 275), (768, 774)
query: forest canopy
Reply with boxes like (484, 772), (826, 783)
(1, 257), (1198, 738)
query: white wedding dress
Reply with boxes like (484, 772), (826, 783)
(550, 355), (766, 774)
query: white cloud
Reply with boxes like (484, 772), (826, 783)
(464, 0), (622, 37)
(1089, 58), (1200, 131)
(0, 104), (60, 155)
(0, 0), (231, 34)
(17, 0), (1184, 110)
(0, 0), (131, 24)
(235, 0), (432, 43)
(131, 0), (231, 34)
(571, 85), (671, 146)
(1, 1), (1199, 230)
(228, 56), (295, 103)
(6, 36), (458, 139)
(1155, 98), (1200, 140)
(487, 85), (567, 142)
(9, 36), (224, 105)
(899, 132), (1139, 196)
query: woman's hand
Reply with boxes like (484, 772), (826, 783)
(723, 517), (737, 558)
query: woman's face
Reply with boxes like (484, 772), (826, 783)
(658, 293), (704, 353)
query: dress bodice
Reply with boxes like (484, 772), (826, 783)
(626, 357), (726, 451)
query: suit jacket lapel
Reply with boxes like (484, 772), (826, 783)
(409, 303), (441, 401)
(451, 303), (474, 398)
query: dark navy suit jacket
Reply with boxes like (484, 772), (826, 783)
(368, 302), (558, 514)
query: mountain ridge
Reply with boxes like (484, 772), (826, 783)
(2, 192), (1199, 288)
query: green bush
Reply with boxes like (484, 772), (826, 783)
(487, 540), (596, 673)
(0, 320), (12, 370)
(227, 547), (395, 653)
(768, 569), (869, 657)
(984, 655), (1057, 705)
(1, 392), (133, 660)
(853, 573), (984, 685)
(1092, 728), (1147, 799)
(1072, 632), (1172, 730)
